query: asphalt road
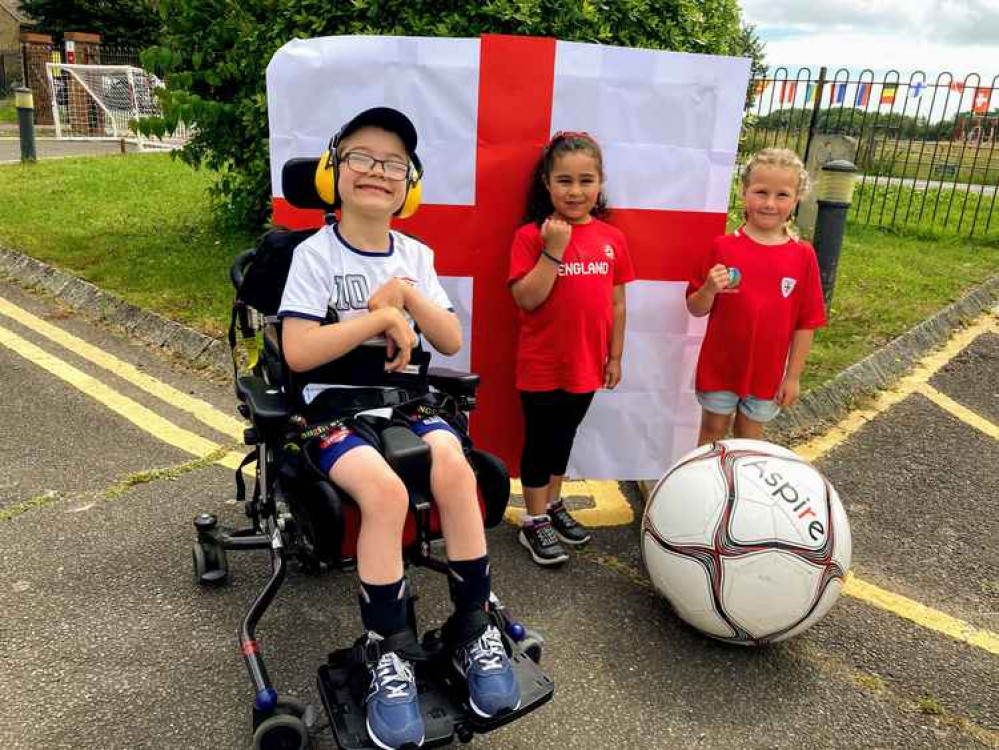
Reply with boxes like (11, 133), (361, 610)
(0, 278), (995, 749)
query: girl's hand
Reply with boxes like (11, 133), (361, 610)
(604, 356), (622, 389)
(704, 263), (731, 294)
(368, 277), (411, 312)
(776, 376), (800, 406)
(540, 216), (572, 260)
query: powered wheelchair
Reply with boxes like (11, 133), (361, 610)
(189, 158), (553, 750)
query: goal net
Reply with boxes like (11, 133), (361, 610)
(44, 62), (191, 150)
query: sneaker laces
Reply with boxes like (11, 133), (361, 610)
(530, 519), (559, 548)
(373, 651), (416, 700)
(549, 502), (579, 529)
(466, 627), (507, 673)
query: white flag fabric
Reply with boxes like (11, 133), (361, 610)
(266, 34), (750, 480)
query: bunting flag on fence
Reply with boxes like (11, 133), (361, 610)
(972, 87), (993, 114)
(753, 79), (769, 97)
(880, 84), (897, 106)
(780, 80), (797, 104)
(804, 83), (815, 104)
(828, 83), (847, 104)
(949, 81), (965, 94)
(265, 35), (750, 479)
(855, 83), (871, 107)
(911, 81), (926, 99)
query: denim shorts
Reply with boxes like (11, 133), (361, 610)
(317, 416), (458, 476)
(696, 390), (781, 423)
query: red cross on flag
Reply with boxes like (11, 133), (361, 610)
(266, 34), (750, 480)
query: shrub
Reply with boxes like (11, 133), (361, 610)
(141, 0), (761, 229)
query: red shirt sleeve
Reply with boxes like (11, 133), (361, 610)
(796, 241), (828, 330)
(611, 226), (636, 285)
(508, 223), (542, 284)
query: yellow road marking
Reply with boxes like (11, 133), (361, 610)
(0, 323), (246, 474)
(794, 311), (997, 463)
(0, 295), (245, 441)
(915, 382), (999, 440)
(791, 311), (999, 655)
(505, 478), (634, 527)
(844, 575), (999, 656)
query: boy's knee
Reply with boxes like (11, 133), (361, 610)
(359, 472), (409, 520)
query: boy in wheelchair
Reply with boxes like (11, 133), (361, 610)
(278, 107), (520, 749)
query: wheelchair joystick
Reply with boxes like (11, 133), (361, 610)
(489, 593), (526, 642)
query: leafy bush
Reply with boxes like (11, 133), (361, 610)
(142, 0), (761, 228)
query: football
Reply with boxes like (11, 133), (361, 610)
(641, 439), (851, 645)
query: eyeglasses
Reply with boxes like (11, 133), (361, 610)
(339, 151), (411, 181)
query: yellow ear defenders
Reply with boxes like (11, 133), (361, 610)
(314, 136), (423, 219)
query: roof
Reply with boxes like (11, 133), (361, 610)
(0, 0), (32, 24)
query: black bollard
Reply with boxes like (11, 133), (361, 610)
(812, 159), (858, 310)
(14, 85), (37, 163)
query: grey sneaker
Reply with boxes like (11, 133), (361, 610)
(548, 501), (592, 546)
(518, 517), (569, 566)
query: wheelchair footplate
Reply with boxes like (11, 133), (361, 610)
(318, 631), (554, 748)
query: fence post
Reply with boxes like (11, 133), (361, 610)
(802, 67), (827, 168)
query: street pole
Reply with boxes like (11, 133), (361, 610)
(813, 159), (859, 310)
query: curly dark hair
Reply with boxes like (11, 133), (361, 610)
(523, 133), (609, 226)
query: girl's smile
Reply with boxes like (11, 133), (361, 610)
(546, 151), (602, 224)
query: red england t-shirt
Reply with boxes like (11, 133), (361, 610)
(687, 229), (827, 399)
(508, 218), (636, 392)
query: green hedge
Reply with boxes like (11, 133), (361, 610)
(142, 0), (760, 229)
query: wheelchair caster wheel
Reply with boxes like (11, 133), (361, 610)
(252, 713), (309, 750)
(192, 540), (228, 586)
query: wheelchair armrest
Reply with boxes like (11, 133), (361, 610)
(235, 375), (291, 435)
(380, 425), (431, 497)
(427, 367), (480, 398)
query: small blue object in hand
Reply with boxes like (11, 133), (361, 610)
(727, 266), (742, 289)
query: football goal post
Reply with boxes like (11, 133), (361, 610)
(43, 62), (191, 150)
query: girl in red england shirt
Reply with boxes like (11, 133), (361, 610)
(686, 148), (827, 446)
(508, 132), (635, 567)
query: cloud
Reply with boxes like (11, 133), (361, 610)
(741, 0), (999, 78)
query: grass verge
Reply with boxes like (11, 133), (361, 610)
(0, 153), (997, 392)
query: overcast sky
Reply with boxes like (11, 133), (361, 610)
(740, 0), (999, 82)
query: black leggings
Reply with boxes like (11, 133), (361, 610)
(519, 390), (595, 489)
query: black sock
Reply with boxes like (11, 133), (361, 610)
(448, 555), (490, 614)
(358, 577), (408, 638)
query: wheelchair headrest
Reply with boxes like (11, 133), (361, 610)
(282, 158), (328, 211)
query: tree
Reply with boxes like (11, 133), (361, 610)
(141, 0), (764, 228)
(20, 0), (161, 46)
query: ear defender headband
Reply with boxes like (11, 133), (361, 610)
(314, 122), (423, 219)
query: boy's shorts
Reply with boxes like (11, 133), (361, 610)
(318, 415), (459, 476)
(696, 390), (780, 424)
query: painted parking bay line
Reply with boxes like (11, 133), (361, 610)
(0, 295), (245, 441)
(0, 323), (247, 473)
(506, 478), (634, 527)
(791, 311), (999, 656)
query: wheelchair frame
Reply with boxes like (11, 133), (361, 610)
(191, 219), (553, 750)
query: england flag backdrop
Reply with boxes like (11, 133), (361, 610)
(266, 34), (750, 480)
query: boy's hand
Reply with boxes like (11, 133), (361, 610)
(776, 376), (800, 406)
(604, 356), (622, 389)
(704, 264), (731, 294)
(368, 277), (412, 312)
(379, 308), (418, 372)
(540, 216), (572, 260)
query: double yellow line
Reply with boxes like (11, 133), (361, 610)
(1, 294), (996, 656)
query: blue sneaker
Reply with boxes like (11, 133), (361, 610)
(365, 640), (425, 750)
(453, 625), (521, 719)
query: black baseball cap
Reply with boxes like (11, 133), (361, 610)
(336, 107), (418, 155)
